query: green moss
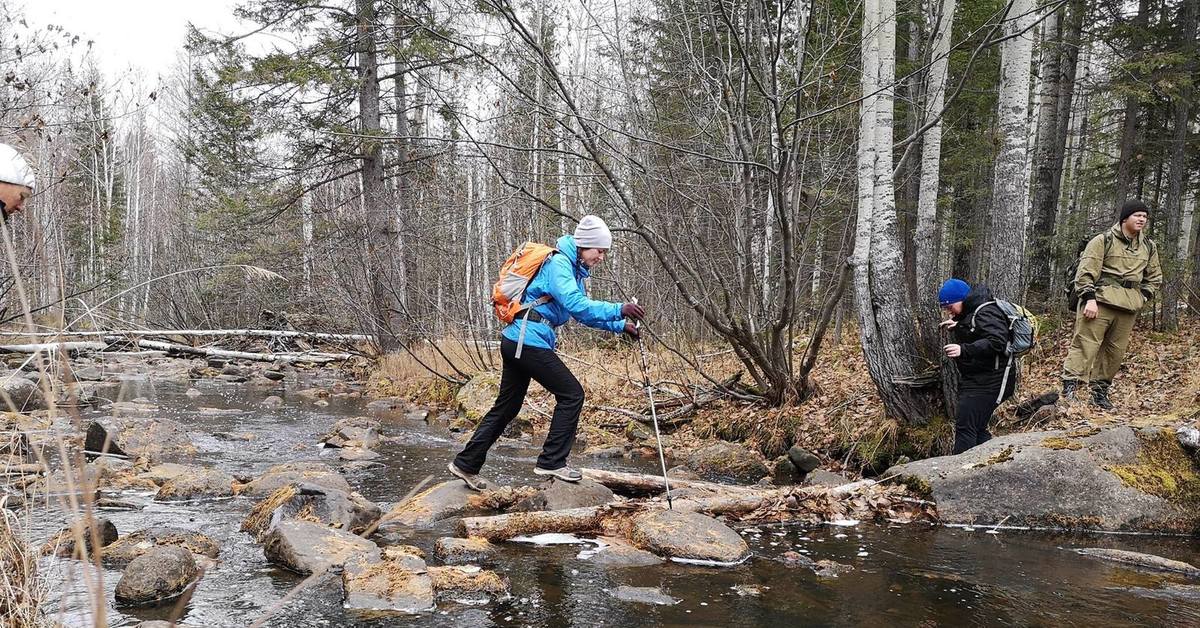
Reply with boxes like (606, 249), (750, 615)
(1106, 428), (1200, 508)
(898, 475), (933, 500)
(1041, 437), (1083, 451)
(986, 445), (1015, 464)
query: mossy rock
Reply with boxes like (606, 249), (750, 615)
(1106, 428), (1200, 510)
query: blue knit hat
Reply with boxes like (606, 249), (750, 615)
(938, 278), (970, 306)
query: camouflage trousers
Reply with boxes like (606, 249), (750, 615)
(1061, 302), (1137, 383)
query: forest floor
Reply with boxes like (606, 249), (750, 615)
(369, 318), (1200, 476)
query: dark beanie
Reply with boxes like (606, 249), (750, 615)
(1119, 199), (1149, 223)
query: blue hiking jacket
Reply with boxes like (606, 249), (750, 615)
(500, 235), (625, 350)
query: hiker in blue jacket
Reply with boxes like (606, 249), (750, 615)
(449, 216), (644, 489)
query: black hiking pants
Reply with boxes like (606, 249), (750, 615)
(953, 392), (998, 455)
(454, 338), (584, 474)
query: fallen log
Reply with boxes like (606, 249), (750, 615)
(458, 506), (611, 541)
(119, 338), (351, 364)
(0, 329), (375, 342)
(580, 468), (757, 496)
(0, 341), (109, 354)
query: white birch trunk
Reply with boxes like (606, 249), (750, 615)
(987, 0), (1036, 299)
(915, 0), (956, 306)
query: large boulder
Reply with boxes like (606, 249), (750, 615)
(455, 372), (501, 422)
(885, 426), (1200, 533)
(0, 375), (46, 411)
(237, 461), (352, 496)
(41, 517), (118, 558)
(84, 417), (194, 462)
(262, 520), (379, 575)
(586, 536), (663, 568)
(103, 527), (220, 567)
(517, 478), (614, 512)
(342, 552), (435, 613)
(155, 467), (236, 501)
(381, 481), (474, 528)
(242, 483), (382, 540)
(686, 441), (769, 484)
(625, 509), (751, 564)
(114, 545), (199, 607)
(319, 417), (381, 449)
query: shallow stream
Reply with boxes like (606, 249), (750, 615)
(22, 364), (1200, 627)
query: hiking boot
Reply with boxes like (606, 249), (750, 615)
(533, 465), (582, 482)
(1062, 379), (1083, 402)
(1090, 381), (1115, 411)
(447, 461), (489, 491)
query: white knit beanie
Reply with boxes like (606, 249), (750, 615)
(0, 144), (34, 190)
(574, 215), (612, 249)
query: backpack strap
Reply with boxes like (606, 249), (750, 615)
(513, 250), (559, 359)
(969, 300), (996, 332)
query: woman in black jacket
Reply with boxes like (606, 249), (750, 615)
(938, 279), (1016, 454)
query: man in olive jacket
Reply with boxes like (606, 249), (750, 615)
(1062, 200), (1162, 409)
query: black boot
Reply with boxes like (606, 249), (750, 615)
(1062, 379), (1082, 402)
(1090, 381), (1114, 411)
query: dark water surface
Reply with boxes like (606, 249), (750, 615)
(25, 367), (1200, 627)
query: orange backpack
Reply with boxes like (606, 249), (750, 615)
(492, 242), (558, 324)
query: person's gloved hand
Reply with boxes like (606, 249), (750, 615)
(621, 302), (645, 320)
(623, 321), (641, 339)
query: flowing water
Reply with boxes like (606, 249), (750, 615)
(20, 364), (1200, 627)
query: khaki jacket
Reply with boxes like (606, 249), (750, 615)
(1073, 224), (1163, 313)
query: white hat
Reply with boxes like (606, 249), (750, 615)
(0, 143), (35, 190)
(574, 215), (612, 249)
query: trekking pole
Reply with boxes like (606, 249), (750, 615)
(631, 298), (672, 509)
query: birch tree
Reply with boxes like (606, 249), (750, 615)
(985, 0), (1034, 300)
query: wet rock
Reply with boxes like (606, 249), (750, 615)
(184, 388), (203, 398)
(263, 370), (285, 381)
(365, 398), (406, 412)
(1074, 548), (1200, 577)
(319, 417), (381, 449)
(262, 519), (379, 575)
(382, 481), (474, 528)
(803, 469), (851, 488)
(776, 551), (853, 577)
(213, 431), (256, 442)
(586, 536), (663, 568)
(198, 407), (243, 416)
(242, 483), (382, 540)
(428, 565), (509, 602)
(261, 395), (284, 408)
(0, 376), (45, 411)
(138, 463), (194, 486)
(220, 364), (244, 376)
(297, 388), (329, 400)
(96, 496), (143, 510)
(103, 526), (220, 567)
(787, 446), (822, 474)
(405, 408), (429, 422)
(584, 446), (625, 459)
(771, 457), (801, 485)
(41, 517), (119, 558)
(667, 466), (701, 481)
(338, 447), (381, 461)
(686, 441), (769, 484)
(626, 509), (750, 564)
(607, 585), (678, 606)
(516, 478), (614, 512)
(84, 416), (194, 462)
(219, 374), (248, 383)
(238, 461), (353, 496)
(885, 426), (1200, 533)
(72, 365), (104, 382)
(155, 467), (236, 501)
(114, 545), (199, 607)
(434, 537), (498, 565)
(732, 584), (766, 597)
(342, 552), (435, 613)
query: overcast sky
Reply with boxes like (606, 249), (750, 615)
(21, 0), (246, 80)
